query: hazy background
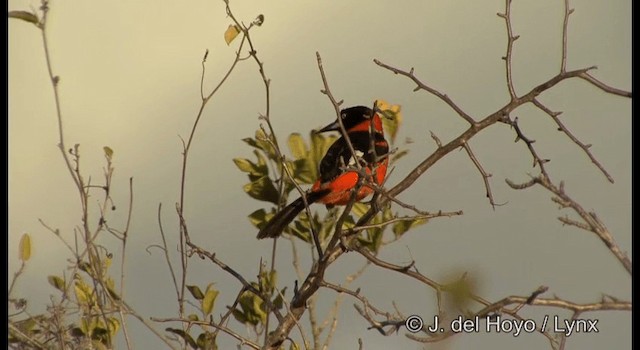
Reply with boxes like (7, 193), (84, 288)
(8, 0), (631, 349)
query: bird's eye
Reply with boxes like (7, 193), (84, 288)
(341, 113), (346, 119)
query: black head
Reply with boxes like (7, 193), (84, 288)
(317, 106), (375, 133)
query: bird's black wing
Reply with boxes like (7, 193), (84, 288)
(318, 131), (388, 183)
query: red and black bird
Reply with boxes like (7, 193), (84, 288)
(257, 105), (389, 239)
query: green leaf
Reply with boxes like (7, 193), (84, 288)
(187, 285), (205, 300)
(233, 158), (254, 173)
(74, 279), (94, 306)
(392, 218), (427, 237)
(251, 295), (267, 324)
(106, 317), (120, 337)
(290, 158), (314, 184)
(289, 342), (301, 350)
(243, 176), (280, 204)
(231, 309), (247, 324)
(391, 149), (409, 163)
(19, 233), (31, 261)
(253, 149), (268, 170)
(254, 129), (277, 159)
(166, 328), (198, 349)
(197, 332), (217, 350)
(103, 146), (114, 161)
(351, 202), (369, 218)
(248, 208), (273, 229)
(273, 287), (286, 310)
(187, 314), (199, 322)
(289, 218), (311, 243)
(241, 137), (260, 148)
(287, 133), (308, 159)
(47, 275), (65, 292)
(202, 287), (219, 317)
(8, 11), (38, 26)
(444, 276), (477, 309)
(259, 270), (277, 293)
(310, 132), (337, 170)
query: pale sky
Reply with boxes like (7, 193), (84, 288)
(8, 0), (631, 349)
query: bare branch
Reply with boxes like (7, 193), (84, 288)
(498, 0), (520, 99)
(560, 0), (573, 73)
(532, 98), (614, 183)
(578, 72), (632, 97)
(504, 115), (551, 178)
(461, 141), (502, 208)
(373, 60), (476, 125)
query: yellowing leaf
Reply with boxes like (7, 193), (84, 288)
(224, 24), (240, 45)
(47, 275), (65, 292)
(74, 279), (95, 307)
(233, 158), (255, 173)
(202, 287), (220, 316)
(106, 317), (120, 336)
(376, 99), (402, 144)
(288, 133), (308, 160)
(243, 176), (280, 204)
(187, 285), (205, 300)
(103, 146), (113, 161)
(19, 233), (31, 261)
(248, 208), (273, 229)
(392, 217), (428, 237)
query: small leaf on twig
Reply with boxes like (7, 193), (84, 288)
(288, 133), (308, 160)
(103, 146), (113, 161)
(376, 99), (402, 144)
(166, 328), (197, 348)
(187, 285), (205, 300)
(19, 233), (31, 261)
(243, 175), (280, 204)
(8, 11), (39, 26)
(202, 284), (219, 316)
(224, 24), (240, 45)
(47, 275), (65, 292)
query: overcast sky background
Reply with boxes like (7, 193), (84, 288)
(8, 0), (630, 349)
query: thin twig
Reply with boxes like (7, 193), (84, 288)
(532, 98), (613, 183)
(560, 0), (572, 73)
(373, 60), (475, 125)
(578, 72), (632, 97)
(508, 115), (550, 177)
(461, 141), (501, 208)
(497, 0), (520, 100)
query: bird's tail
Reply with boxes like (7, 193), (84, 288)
(257, 190), (328, 239)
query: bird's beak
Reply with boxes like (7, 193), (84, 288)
(315, 119), (340, 134)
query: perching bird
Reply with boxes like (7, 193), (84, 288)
(257, 105), (389, 239)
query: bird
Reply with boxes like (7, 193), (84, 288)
(257, 105), (389, 239)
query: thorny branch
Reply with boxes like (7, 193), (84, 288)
(337, 0), (631, 348)
(461, 141), (501, 208)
